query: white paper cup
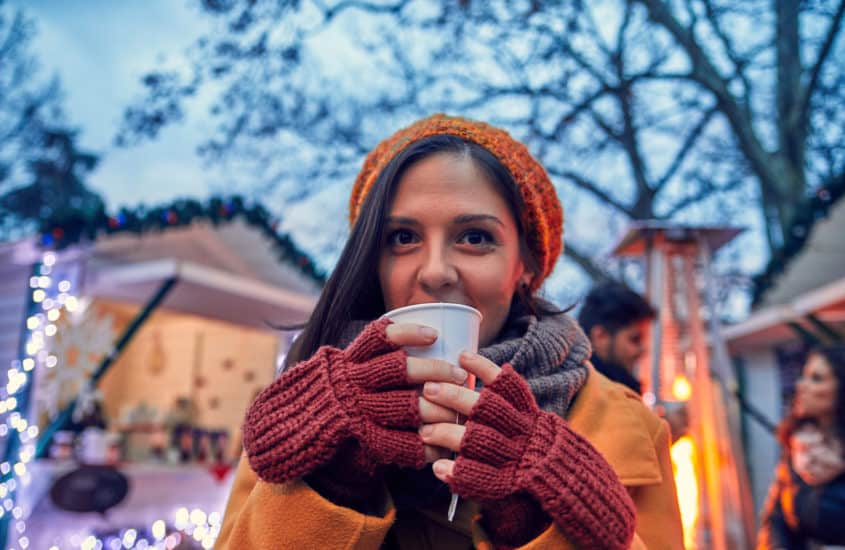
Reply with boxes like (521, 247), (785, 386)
(382, 302), (482, 522)
(382, 303), (482, 367)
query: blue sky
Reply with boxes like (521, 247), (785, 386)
(12, 0), (222, 207)
(12, 0), (355, 276)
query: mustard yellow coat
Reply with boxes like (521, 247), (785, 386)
(217, 366), (684, 549)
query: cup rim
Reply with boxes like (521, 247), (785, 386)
(382, 302), (483, 320)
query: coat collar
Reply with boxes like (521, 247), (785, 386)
(566, 365), (663, 486)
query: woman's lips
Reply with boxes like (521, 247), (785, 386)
(406, 298), (472, 307)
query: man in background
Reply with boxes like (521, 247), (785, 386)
(577, 282), (656, 394)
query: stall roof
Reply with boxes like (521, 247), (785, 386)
(86, 258), (316, 328)
(722, 277), (845, 351)
(756, 197), (845, 308)
(725, 188), (845, 351)
(81, 220), (321, 328)
(1, 212), (323, 329)
(85, 219), (322, 296)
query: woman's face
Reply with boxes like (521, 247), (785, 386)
(794, 353), (839, 420)
(378, 152), (530, 347)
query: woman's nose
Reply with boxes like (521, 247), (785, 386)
(417, 245), (458, 291)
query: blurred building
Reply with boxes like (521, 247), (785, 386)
(724, 179), (845, 515)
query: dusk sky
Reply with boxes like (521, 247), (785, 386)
(12, 0), (222, 206)
(12, 0), (358, 275)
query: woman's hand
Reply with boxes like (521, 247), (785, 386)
(793, 434), (845, 486)
(419, 353), (636, 550)
(386, 323), (480, 464)
(243, 318), (466, 484)
(416, 351), (501, 470)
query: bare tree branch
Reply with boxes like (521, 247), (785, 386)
(634, 0), (782, 203)
(549, 168), (637, 218)
(701, 0), (753, 104)
(612, 46), (653, 203)
(801, 0), (845, 119)
(661, 173), (744, 218)
(654, 104), (718, 191)
(318, 0), (404, 20)
(544, 86), (611, 141)
(564, 240), (615, 283)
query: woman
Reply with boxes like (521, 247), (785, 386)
(758, 345), (845, 549)
(218, 115), (683, 549)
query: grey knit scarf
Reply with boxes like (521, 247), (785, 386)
(479, 309), (591, 417)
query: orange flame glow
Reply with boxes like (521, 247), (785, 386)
(671, 435), (699, 548)
(672, 374), (692, 401)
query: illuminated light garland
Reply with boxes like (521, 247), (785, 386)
(1, 251), (227, 549)
(0, 252), (80, 549)
(62, 506), (223, 550)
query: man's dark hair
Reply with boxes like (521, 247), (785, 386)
(577, 282), (656, 337)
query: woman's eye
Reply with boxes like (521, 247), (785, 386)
(387, 229), (417, 246)
(459, 230), (494, 246)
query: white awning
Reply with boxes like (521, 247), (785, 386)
(85, 259), (317, 329)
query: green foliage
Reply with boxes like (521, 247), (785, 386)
(0, 128), (103, 228)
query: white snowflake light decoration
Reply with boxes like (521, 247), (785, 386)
(33, 308), (116, 426)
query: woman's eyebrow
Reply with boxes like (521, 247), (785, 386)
(385, 216), (420, 226)
(453, 214), (504, 226)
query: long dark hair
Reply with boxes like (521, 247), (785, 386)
(284, 134), (556, 368)
(815, 345), (845, 440)
(779, 344), (845, 448)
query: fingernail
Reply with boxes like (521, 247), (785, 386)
(420, 326), (438, 339)
(425, 382), (441, 395)
(433, 462), (447, 476)
(419, 425), (434, 437)
(460, 350), (477, 360)
(451, 366), (468, 383)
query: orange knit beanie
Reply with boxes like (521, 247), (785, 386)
(348, 113), (563, 289)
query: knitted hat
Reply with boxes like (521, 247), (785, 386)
(348, 113), (563, 290)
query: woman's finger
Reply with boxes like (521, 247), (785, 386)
(423, 381), (479, 417)
(419, 422), (466, 453)
(385, 322), (439, 347)
(458, 351), (501, 385)
(419, 396), (460, 424)
(407, 357), (468, 385)
(423, 444), (452, 464)
(432, 458), (455, 482)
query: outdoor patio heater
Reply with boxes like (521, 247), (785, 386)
(613, 222), (755, 550)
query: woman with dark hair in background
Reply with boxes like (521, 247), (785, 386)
(217, 114), (683, 549)
(758, 345), (845, 549)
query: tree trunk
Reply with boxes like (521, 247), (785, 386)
(774, 0), (807, 234)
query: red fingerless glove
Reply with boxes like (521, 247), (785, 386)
(242, 318), (425, 485)
(449, 365), (636, 550)
(478, 492), (551, 549)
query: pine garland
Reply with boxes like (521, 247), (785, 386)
(38, 196), (326, 284)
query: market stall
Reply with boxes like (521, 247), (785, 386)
(0, 197), (323, 549)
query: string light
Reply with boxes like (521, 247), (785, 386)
(51, 507), (224, 549)
(3, 252), (227, 550)
(1, 252), (82, 549)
